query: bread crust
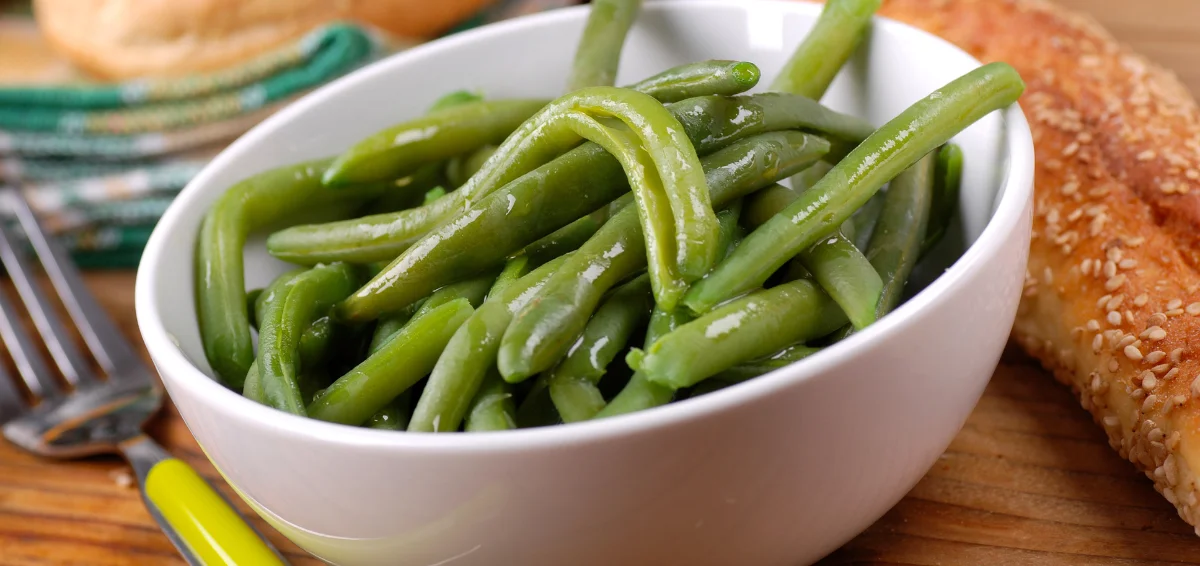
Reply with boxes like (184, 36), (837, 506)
(32, 0), (495, 79)
(878, 0), (1200, 532)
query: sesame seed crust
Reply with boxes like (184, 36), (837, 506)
(882, 0), (1200, 534)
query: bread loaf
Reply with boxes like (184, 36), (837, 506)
(32, 0), (496, 79)
(878, 0), (1200, 533)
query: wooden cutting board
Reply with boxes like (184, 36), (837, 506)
(4, 1), (1200, 564)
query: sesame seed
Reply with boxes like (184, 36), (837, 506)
(1097, 294), (1113, 309)
(1103, 261), (1117, 278)
(1109, 359), (1120, 372)
(1188, 303), (1200, 315)
(1165, 368), (1180, 381)
(1165, 455), (1179, 486)
(1165, 488), (1179, 505)
(1068, 208), (1084, 222)
(1106, 274), (1127, 291)
(1146, 351), (1167, 364)
(1087, 319), (1100, 331)
(1187, 169), (1200, 180)
(1092, 334), (1103, 353)
(1133, 339), (1143, 348)
(1082, 259), (1093, 274)
(1138, 149), (1157, 161)
(1152, 364), (1171, 375)
(1107, 295), (1125, 310)
(1126, 310), (1137, 324)
(1168, 299), (1184, 310)
(1171, 348), (1184, 363)
(1064, 142), (1080, 156)
(1139, 370), (1155, 384)
(1107, 311), (1123, 325)
(1143, 394), (1158, 413)
(1125, 345), (1144, 361)
(1135, 294), (1150, 307)
(1149, 428), (1166, 442)
(1119, 259), (1137, 269)
(1192, 376), (1200, 399)
(1168, 308), (1185, 317)
(1146, 327), (1168, 341)
(1133, 388), (1147, 401)
(1149, 313), (1168, 326)
(1129, 236), (1145, 247)
(1103, 416), (1120, 427)
(1118, 335), (1136, 348)
(1169, 430), (1182, 449)
(1062, 181), (1079, 195)
(1143, 375), (1158, 390)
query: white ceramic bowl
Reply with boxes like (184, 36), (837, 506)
(135, 1), (1034, 564)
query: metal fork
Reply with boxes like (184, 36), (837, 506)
(0, 188), (288, 565)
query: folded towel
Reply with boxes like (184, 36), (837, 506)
(0, 0), (579, 268)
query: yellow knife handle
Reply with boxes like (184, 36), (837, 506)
(121, 435), (287, 566)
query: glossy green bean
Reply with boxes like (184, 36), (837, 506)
(771, 0), (882, 97)
(566, 0), (642, 91)
(867, 152), (937, 317)
(637, 279), (848, 389)
(683, 63), (1025, 314)
(465, 370), (517, 431)
(196, 158), (386, 387)
(268, 91), (872, 272)
(628, 60), (761, 103)
(429, 90), (483, 112)
(488, 256), (531, 299)
(256, 263), (361, 415)
(322, 99), (549, 186)
(922, 143), (963, 255)
(548, 274), (653, 423)
(243, 361), (263, 403)
(446, 145), (497, 189)
(307, 299), (474, 425)
(848, 191), (886, 252)
(497, 131), (831, 382)
(407, 255), (571, 433)
(366, 307), (417, 355)
(298, 316), (336, 369)
(366, 391), (412, 430)
(710, 344), (822, 383)
(412, 275), (496, 318)
(746, 162), (832, 229)
(521, 194), (631, 267)
(801, 231), (881, 329)
(245, 289), (263, 329)
(592, 307), (689, 419)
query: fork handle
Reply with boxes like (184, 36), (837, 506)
(120, 435), (289, 566)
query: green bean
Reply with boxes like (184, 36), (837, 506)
(243, 361), (263, 403)
(636, 279), (848, 389)
(367, 307), (417, 355)
(196, 159), (387, 387)
(268, 91), (873, 271)
(488, 256), (531, 299)
(446, 145), (497, 189)
(801, 231), (881, 329)
(746, 162), (832, 229)
(770, 0), (883, 98)
(465, 370), (517, 431)
(566, 0), (642, 92)
(245, 289), (263, 329)
(628, 60), (761, 102)
(413, 275), (496, 318)
(922, 144), (963, 255)
(548, 274), (653, 423)
(298, 316), (336, 369)
(848, 191), (886, 251)
(407, 255), (571, 433)
(592, 307), (689, 419)
(366, 163), (445, 215)
(710, 344), (822, 383)
(307, 299), (474, 425)
(521, 194), (632, 267)
(715, 201), (744, 262)
(366, 391), (412, 430)
(322, 99), (549, 186)
(867, 152), (937, 317)
(497, 131), (830, 382)
(256, 263), (361, 415)
(683, 63), (1025, 314)
(429, 90), (483, 112)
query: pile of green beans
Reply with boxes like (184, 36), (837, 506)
(193, 0), (1023, 430)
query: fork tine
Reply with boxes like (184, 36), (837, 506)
(0, 199), (98, 387)
(0, 224), (66, 398)
(7, 189), (143, 378)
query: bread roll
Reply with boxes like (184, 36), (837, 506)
(878, 0), (1200, 533)
(32, 0), (496, 79)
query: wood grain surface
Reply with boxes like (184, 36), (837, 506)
(3, 1), (1200, 564)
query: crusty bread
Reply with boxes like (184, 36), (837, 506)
(877, 0), (1200, 533)
(31, 0), (496, 79)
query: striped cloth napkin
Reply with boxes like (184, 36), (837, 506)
(0, 0), (580, 268)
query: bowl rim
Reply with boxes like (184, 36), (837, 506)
(134, 0), (1035, 453)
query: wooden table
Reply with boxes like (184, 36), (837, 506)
(4, 1), (1200, 564)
